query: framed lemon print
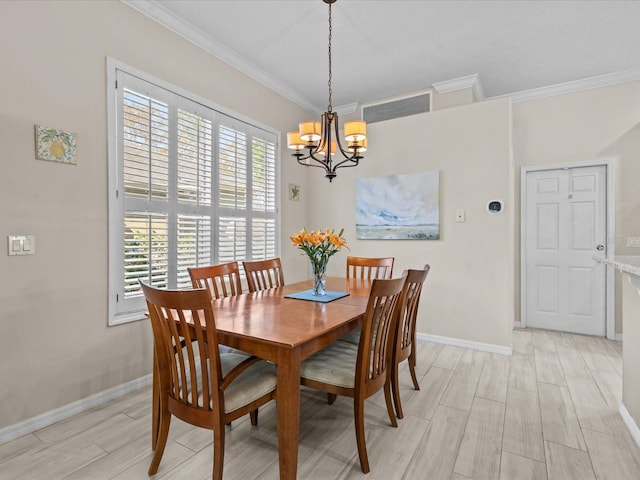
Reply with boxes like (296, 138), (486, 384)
(35, 125), (77, 165)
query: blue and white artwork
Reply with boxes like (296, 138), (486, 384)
(356, 171), (440, 240)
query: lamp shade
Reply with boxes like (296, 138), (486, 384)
(299, 121), (322, 142)
(287, 131), (305, 151)
(344, 121), (367, 142)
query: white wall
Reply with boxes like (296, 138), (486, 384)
(306, 98), (515, 350)
(0, 0), (311, 429)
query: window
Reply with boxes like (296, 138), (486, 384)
(108, 61), (279, 325)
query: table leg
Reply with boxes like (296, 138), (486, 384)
(276, 348), (301, 480)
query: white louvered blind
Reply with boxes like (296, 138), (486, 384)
(109, 68), (279, 325)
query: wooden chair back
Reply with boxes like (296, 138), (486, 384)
(189, 261), (243, 299)
(243, 257), (285, 292)
(356, 275), (407, 395)
(346, 256), (394, 280)
(396, 264), (430, 359)
(391, 264), (430, 419)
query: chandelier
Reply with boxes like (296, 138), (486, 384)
(287, 0), (367, 182)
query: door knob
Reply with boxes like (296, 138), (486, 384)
(596, 244), (605, 251)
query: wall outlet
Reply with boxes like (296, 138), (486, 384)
(626, 237), (640, 248)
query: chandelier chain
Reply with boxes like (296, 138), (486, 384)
(327, 1), (332, 112)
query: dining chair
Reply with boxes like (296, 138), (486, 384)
(299, 275), (407, 474)
(338, 257), (395, 347)
(151, 261), (245, 447)
(140, 282), (277, 480)
(243, 257), (285, 292)
(189, 261), (243, 299)
(346, 256), (394, 280)
(390, 264), (430, 419)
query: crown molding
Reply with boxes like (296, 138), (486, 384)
(500, 69), (640, 103)
(122, 0), (322, 114)
(432, 73), (485, 101)
(334, 102), (359, 116)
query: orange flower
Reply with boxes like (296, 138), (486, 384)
(291, 227), (349, 265)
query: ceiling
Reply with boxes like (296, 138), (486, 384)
(126, 0), (640, 113)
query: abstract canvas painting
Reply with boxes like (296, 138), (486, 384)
(356, 171), (439, 240)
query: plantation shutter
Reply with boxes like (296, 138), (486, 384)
(110, 67), (279, 325)
(175, 104), (215, 288)
(118, 76), (172, 317)
(251, 136), (277, 259)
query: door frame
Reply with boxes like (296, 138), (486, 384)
(520, 159), (616, 339)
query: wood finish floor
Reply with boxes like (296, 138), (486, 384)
(2, 329), (640, 479)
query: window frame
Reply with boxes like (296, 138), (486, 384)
(106, 58), (280, 326)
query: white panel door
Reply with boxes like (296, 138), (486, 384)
(525, 166), (606, 335)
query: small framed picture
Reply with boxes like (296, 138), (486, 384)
(35, 125), (77, 165)
(289, 183), (300, 201)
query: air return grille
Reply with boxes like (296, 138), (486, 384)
(362, 92), (431, 124)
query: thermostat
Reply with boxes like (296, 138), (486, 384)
(487, 200), (503, 214)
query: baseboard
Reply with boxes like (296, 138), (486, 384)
(619, 401), (640, 448)
(0, 374), (152, 445)
(616, 333), (623, 342)
(417, 332), (512, 356)
(513, 321), (522, 328)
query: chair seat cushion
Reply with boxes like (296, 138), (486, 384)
(182, 352), (277, 413)
(300, 340), (358, 388)
(220, 353), (277, 413)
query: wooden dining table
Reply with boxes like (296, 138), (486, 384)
(210, 276), (372, 480)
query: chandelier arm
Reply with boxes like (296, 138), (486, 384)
(297, 157), (332, 170)
(331, 156), (359, 170)
(296, 151), (332, 169)
(330, 113), (359, 167)
(333, 138), (353, 157)
(316, 112), (331, 155)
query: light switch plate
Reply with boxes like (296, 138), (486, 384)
(7, 235), (35, 256)
(456, 209), (465, 222)
(627, 237), (640, 248)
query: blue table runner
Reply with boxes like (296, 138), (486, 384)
(284, 289), (349, 303)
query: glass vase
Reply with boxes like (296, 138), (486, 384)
(310, 258), (328, 296)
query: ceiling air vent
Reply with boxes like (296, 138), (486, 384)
(362, 91), (431, 124)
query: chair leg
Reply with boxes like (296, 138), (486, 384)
(408, 350), (420, 390)
(152, 351), (159, 449)
(148, 401), (171, 475)
(327, 393), (337, 405)
(354, 398), (370, 474)
(391, 362), (404, 419)
(384, 379), (398, 427)
(250, 408), (259, 426)
(213, 424), (226, 480)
